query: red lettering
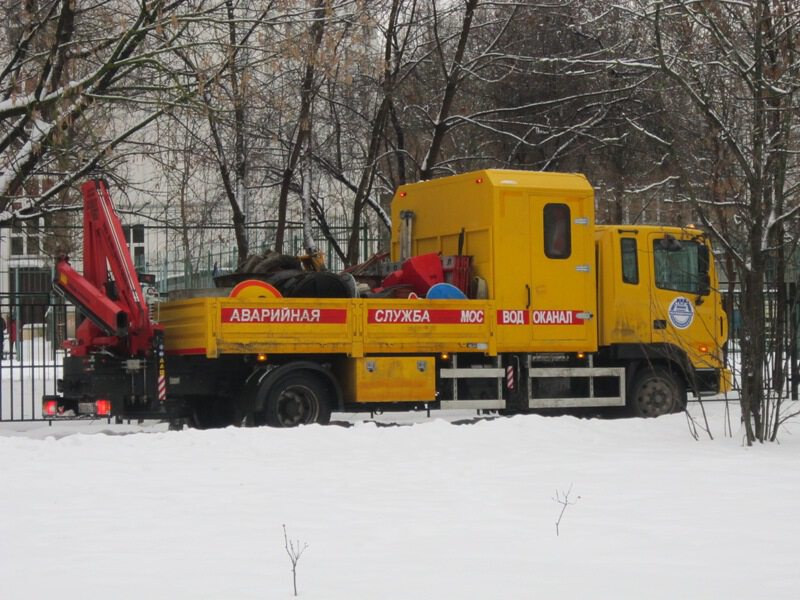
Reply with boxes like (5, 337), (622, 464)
(496, 310), (529, 325)
(368, 308), (484, 325)
(530, 310), (584, 325)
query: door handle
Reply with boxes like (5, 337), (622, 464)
(525, 284), (531, 309)
(654, 319), (667, 330)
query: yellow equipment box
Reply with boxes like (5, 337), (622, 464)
(391, 169), (597, 353)
(343, 356), (436, 403)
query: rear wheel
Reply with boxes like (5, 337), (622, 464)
(263, 373), (331, 427)
(629, 366), (685, 418)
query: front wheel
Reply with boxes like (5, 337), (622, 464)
(629, 366), (685, 418)
(263, 373), (332, 427)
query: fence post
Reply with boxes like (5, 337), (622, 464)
(13, 267), (21, 360)
(48, 266), (54, 361)
(791, 282), (798, 401)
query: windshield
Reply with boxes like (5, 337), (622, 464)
(653, 238), (709, 295)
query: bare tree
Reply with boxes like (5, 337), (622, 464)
(641, 0), (800, 443)
(283, 524), (308, 597)
(265, 0), (414, 265)
(165, 1), (280, 264)
(553, 485), (580, 537)
(273, 0), (328, 255)
(0, 0), (199, 223)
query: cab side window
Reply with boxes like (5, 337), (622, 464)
(544, 203), (571, 259)
(653, 238), (703, 294)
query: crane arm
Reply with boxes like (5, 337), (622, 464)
(53, 179), (156, 356)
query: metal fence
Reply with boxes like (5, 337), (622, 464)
(22, 218), (382, 292)
(141, 219), (382, 294)
(0, 293), (70, 421)
(2, 274), (798, 422)
(3, 216), (384, 294)
(724, 284), (800, 399)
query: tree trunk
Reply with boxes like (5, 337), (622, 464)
(739, 267), (765, 445)
(274, 0), (326, 254)
(419, 0), (479, 180)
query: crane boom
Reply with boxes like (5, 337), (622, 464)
(54, 179), (159, 357)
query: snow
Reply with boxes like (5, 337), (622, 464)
(1, 403), (799, 599)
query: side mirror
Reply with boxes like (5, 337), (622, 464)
(695, 274), (710, 304)
(698, 273), (710, 296)
(697, 245), (711, 297)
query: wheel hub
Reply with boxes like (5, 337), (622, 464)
(637, 378), (674, 417)
(277, 386), (316, 426)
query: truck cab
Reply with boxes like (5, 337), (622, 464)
(595, 225), (729, 405)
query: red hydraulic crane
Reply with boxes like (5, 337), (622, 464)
(54, 179), (161, 357)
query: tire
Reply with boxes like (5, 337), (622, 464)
(629, 366), (685, 418)
(263, 373), (332, 428)
(252, 254), (302, 274)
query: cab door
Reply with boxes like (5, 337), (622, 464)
(647, 233), (718, 362)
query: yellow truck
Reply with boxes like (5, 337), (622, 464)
(157, 170), (729, 427)
(46, 171), (730, 427)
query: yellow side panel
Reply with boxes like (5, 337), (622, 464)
(159, 298), (217, 357)
(362, 298), (494, 355)
(345, 357), (435, 403)
(465, 229), (491, 293)
(160, 296), (357, 356)
(441, 233), (460, 256)
(394, 171), (494, 286)
(215, 297), (356, 355)
(416, 237), (440, 256)
(595, 228), (612, 347)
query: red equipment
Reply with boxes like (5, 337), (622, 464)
(379, 253), (445, 297)
(54, 180), (161, 357)
(442, 255), (471, 296)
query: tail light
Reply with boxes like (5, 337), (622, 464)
(43, 399), (58, 416)
(95, 399), (112, 416)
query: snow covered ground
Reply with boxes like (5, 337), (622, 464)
(1, 402), (799, 599)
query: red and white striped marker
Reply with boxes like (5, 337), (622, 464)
(506, 365), (515, 390)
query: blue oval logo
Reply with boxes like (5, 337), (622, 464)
(668, 296), (694, 329)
